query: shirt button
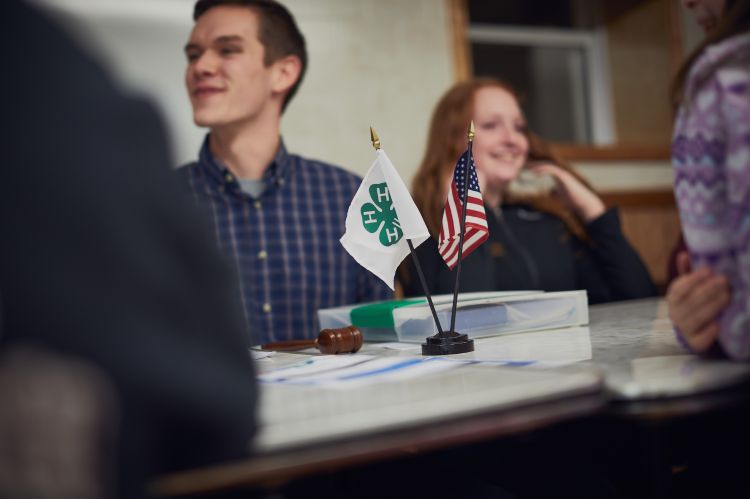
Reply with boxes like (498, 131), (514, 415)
(254, 200), (262, 209)
(225, 173), (234, 183)
(262, 303), (272, 313)
(258, 250), (268, 260)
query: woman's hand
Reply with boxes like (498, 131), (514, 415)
(528, 163), (606, 222)
(666, 251), (730, 352)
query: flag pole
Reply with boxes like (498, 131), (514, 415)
(420, 123), (474, 356)
(448, 121), (475, 334)
(370, 127), (443, 335)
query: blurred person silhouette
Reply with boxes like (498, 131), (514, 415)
(667, 0), (750, 359)
(0, 2), (257, 498)
(401, 78), (656, 303)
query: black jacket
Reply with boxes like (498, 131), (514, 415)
(402, 205), (656, 304)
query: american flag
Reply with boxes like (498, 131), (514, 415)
(438, 150), (489, 269)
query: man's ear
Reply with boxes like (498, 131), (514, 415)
(270, 55), (302, 96)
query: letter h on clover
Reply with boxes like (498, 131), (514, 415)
(360, 183), (403, 247)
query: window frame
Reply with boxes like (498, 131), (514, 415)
(446, 0), (683, 161)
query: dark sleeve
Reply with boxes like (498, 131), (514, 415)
(358, 266), (395, 302)
(573, 208), (657, 303)
(0, 2), (256, 495)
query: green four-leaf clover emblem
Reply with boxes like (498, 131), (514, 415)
(360, 183), (403, 247)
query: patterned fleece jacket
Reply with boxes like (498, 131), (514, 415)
(673, 32), (750, 360)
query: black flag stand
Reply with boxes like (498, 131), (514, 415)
(369, 127), (444, 337)
(421, 122), (476, 355)
(407, 239), (444, 335)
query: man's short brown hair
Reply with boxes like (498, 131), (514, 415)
(193, 0), (307, 112)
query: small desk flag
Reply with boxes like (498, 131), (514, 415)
(438, 151), (489, 269)
(340, 149), (429, 290)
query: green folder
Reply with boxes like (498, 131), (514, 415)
(349, 299), (425, 341)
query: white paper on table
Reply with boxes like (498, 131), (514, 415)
(258, 354), (462, 388)
(250, 349), (276, 360)
(372, 342), (422, 352)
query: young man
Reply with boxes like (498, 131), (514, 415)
(181, 0), (392, 345)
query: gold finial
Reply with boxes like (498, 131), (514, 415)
(370, 126), (381, 150)
(468, 120), (475, 142)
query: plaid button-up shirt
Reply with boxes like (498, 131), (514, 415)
(181, 136), (392, 345)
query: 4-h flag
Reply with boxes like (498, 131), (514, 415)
(340, 149), (429, 290)
(439, 150), (489, 269)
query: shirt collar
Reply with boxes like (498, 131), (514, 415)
(198, 134), (291, 192)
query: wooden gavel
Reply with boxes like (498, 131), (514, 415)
(260, 326), (363, 354)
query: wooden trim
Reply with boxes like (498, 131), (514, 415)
(550, 143), (671, 161)
(599, 189), (676, 208)
(151, 394), (603, 496)
(668, 0), (685, 78)
(446, 0), (471, 81)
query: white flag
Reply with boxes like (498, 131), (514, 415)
(340, 149), (430, 290)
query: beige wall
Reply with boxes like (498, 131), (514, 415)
(281, 0), (455, 179)
(31, 0), (678, 193)
(576, 161), (673, 192)
(33, 0), (455, 183)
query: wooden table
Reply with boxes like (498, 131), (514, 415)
(152, 298), (750, 498)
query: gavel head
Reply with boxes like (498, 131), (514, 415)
(315, 326), (363, 354)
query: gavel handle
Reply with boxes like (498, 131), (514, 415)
(260, 339), (316, 351)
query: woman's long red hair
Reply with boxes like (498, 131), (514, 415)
(411, 78), (594, 241)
